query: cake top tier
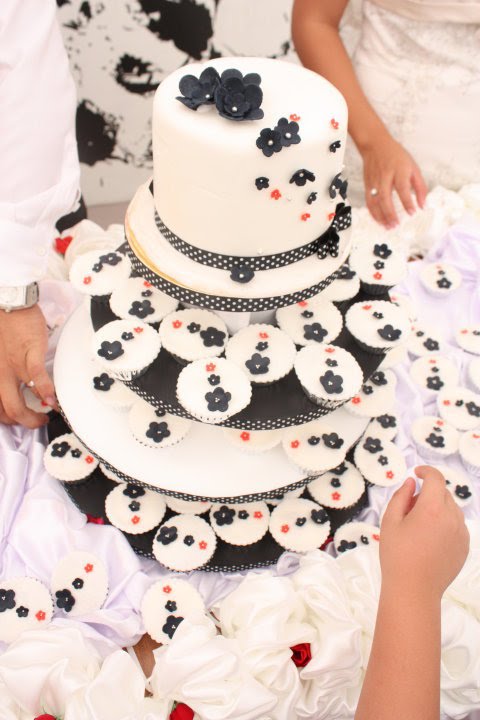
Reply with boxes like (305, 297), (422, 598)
(152, 57), (348, 257)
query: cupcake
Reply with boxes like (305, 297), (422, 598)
(366, 412), (399, 441)
(419, 262), (462, 297)
(409, 355), (459, 397)
(437, 387), (480, 431)
(294, 344), (363, 409)
(346, 369), (397, 418)
(345, 300), (410, 355)
(159, 309), (228, 363)
(51, 551), (109, 617)
(0, 578), (53, 643)
(455, 324), (480, 355)
(91, 363), (136, 409)
(434, 464), (474, 508)
(307, 460), (365, 509)
(407, 323), (444, 357)
(141, 579), (206, 644)
(334, 521), (380, 554)
(321, 264), (360, 302)
(153, 514), (217, 571)
(222, 427), (282, 454)
(128, 398), (192, 449)
(467, 357), (480, 393)
(354, 434), (407, 487)
(176, 357), (252, 424)
(44, 432), (98, 483)
(163, 496), (212, 515)
(411, 415), (460, 462)
(276, 298), (343, 347)
(92, 319), (161, 381)
(282, 420), (348, 475)
(349, 240), (407, 295)
(458, 430), (480, 477)
(105, 483), (166, 534)
(269, 498), (330, 552)
(109, 276), (178, 324)
(69, 249), (131, 297)
(226, 323), (296, 385)
(209, 502), (270, 546)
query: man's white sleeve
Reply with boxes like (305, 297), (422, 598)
(0, 0), (80, 286)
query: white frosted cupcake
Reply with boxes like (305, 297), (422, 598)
(44, 432), (98, 483)
(437, 387), (480, 431)
(467, 357), (480, 393)
(458, 430), (480, 477)
(407, 323), (444, 357)
(307, 461), (365, 509)
(92, 319), (161, 380)
(349, 240), (407, 295)
(70, 249), (131, 297)
(282, 420), (348, 475)
(321, 264), (360, 301)
(105, 483), (166, 534)
(345, 300), (410, 355)
(269, 498), (330, 552)
(294, 344), (363, 410)
(159, 309), (228, 363)
(226, 323), (296, 384)
(455, 324), (480, 355)
(110, 276), (178, 324)
(141, 579), (205, 644)
(128, 398), (192, 449)
(346, 369), (397, 418)
(209, 502), (270, 546)
(411, 415), (460, 462)
(91, 363), (136, 409)
(354, 434), (407, 487)
(51, 551), (109, 617)
(419, 262), (462, 297)
(434, 464), (474, 508)
(0, 578), (53, 643)
(222, 427), (282, 454)
(409, 355), (459, 397)
(176, 357), (252, 424)
(153, 514), (217, 571)
(334, 521), (380, 554)
(276, 298), (343, 347)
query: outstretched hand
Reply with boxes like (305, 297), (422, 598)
(380, 465), (469, 600)
(0, 305), (55, 428)
(361, 131), (428, 229)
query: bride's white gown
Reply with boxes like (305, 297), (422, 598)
(344, 0), (480, 206)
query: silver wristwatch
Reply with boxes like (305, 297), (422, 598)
(0, 283), (39, 312)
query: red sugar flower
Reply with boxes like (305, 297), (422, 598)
(143, 281), (152, 287)
(443, 400), (451, 405)
(290, 440), (300, 449)
(386, 471), (394, 479)
(325, 347), (335, 353)
(259, 332), (269, 338)
(35, 610), (46, 622)
(84, 563), (94, 573)
(352, 397), (361, 404)
(331, 492), (341, 501)
(301, 213), (310, 222)
(281, 524), (290, 533)
(163, 585), (172, 594)
(271, 189), (281, 200)
(373, 533), (380, 541)
(328, 212), (335, 221)
(85, 455), (94, 464)
(206, 363), (216, 372)
(289, 113), (301, 122)
(131, 516), (140, 525)
(461, 329), (468, 334)
(172, 320), (182, 329)
(83, 276), (92, 285)
(373, 272), (383, 280)
(254, 511), (263, 519)
(362, 304), (372, 310)
(199, 541), (208, 550)
(298, 301), (308, 307)
(134, 327), (143, 333)
(240, 432), (250, 442)
(330, 118), (339, 129)
(291, 642), (312, 668)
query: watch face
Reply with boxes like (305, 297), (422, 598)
(0, 287), (24, 307)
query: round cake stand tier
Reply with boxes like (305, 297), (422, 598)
(47, 413), (369, 573)
(91, 288), (388, 431)
(54, 304), (369, 502)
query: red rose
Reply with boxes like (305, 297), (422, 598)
(291, 642), (312, 668)
(170, 703), (195, 720)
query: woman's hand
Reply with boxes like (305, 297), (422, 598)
(361, 130), (428, 229)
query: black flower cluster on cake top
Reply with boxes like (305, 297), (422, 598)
(177, 67), (264, 122)
(256, 117), (301, 157)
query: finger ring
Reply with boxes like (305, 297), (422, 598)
(370, 188), (379, 197)
(27, 380), (35, 388)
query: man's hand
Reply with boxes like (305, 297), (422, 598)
(0, 304), (55, 428)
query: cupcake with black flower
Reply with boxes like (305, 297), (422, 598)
(69, 249), (131, 300)
(411, 415), (460, 463)
(282, 420), (348, 476)
(44, 432), (99, 484)
(110, 276), (178, 325)
(159, 309), (228, 364)
(345, 300), (410, 355)
(209, 501), (270, 546)
(92, 319), (161, 381)
(294, 344), (363, 410)
(225, 323), (296, 385)
(128, 398), (192, 450)
(349, 239), (407, 296)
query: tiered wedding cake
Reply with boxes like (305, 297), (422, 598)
(47, 58), (409, 572)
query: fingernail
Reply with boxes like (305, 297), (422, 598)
(407, 208), (415, 216)
(46, 396), (57, 407)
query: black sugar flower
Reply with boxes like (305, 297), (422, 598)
(330, 478), (341, 488)
(337, 264), (355, 280)
(97, 340), (124, 361)
(123, 484), (146, 499)
(55, 589), (75, 613)
(213, 505), (235, 526)
(371, 371), (387, 386)
(296, 517), (306, 526)
(205, 387), (232, 413)
(337, 539), (357, 552)
(255, 176), (269, 190)
(322, 432), (344, 450)
(99, 252), (122, 266)
(187, 322), (200, 333)
(329, 140), (341, 153)
(437, 277), (452, 290)
(245, 353), (270, 375)
(121, 331), (134, 341)
(329, 173), (348, 200)
(215, 69), (264, 121)
(93, 373), (114, 392)
(184, 535), (195, 546)
(455, 485), (472, 500)
(373, 244), (392, 259)
(162, 614), (184, 639)
(377, 325), (402, 342)
(426, 376), (444, 391)
(308, 436), (320, 446)
(129, 501), (141, 512)
(426, 433), (445, 448)
(374, 261), (385, 270)
(157, 525), (178, 545)
(70, 448), (82, 459)
(256, 127), (282, 158)
(238, 510), (249, 519)
(72, 578), (84, 590)
(275, 117), (301, 147)
(146, 421), (171, 444)
(230, 264), (255, 284)
(307, 192), (318, 205)
(378, 455), (389, 466)
(303, 323), (328, 343)
(51, 441), (71, 458)
(424, 338), (440, 352)
(0, 589), (15, 613)
(16, 606), (29, 618)
(200, 326), (226, 348)
(208, 374), (220, 386)
(301, 310), (314, 319)
(363, 437), (383, 454)
(289, 169), (315, 187)
(467, 401), (480, 417)
(129, 300), (154, 320)
(320, 370), (344, 395)
(165, 600), (177, 612)
(377, 414), (396, 429)
(176, 66), (220, 110)
(362, 384), (374, 395)
(256, 341), (269, 351)
(311, 507), (329, 524)
(331, 462), (347, 475)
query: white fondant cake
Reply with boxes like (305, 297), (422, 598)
(152, 58), (348, 257)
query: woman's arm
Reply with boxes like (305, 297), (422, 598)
(291, 0), (427, 227)
(355, 466), (469, 720)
